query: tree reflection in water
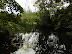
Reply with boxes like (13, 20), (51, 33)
(36, 33), (67, 54)
(11, 32), (39, 54)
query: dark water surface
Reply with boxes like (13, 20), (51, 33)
(0, 27), (72, 54)
(36, 27), (72, 54)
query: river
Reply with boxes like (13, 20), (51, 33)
(11, 32), (39, 54)
(0, 28), (72, 54)
(11, 30), (72, 54)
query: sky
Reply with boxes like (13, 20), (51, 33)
(15, 0), (37, 12)
(15, 0), (70, 12)
(5, 0), (70, 13)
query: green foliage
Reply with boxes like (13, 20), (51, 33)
(37, 2), (72, 33)
(0, 11), (21, 37)
(35, 1), (72, 54)
(54, 0), (61, 3)
(20, 10), (40, 33)
(19, 19), (37, 33)
(35, 0), (72, 31)
(0, 10), (38, 39)
(39, 10), (52, 26)
(0, 0), (24, 13)
(0, 11), (22, 48)
(53, 4), (72, 34)
(54, 0), (72, 4)
(21, 10), (40, 19)
(35, 0), (63, 13)
(35, 0), (65, 27)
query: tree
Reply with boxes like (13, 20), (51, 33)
(35, 0), (64, 27)
(0, 0), (23, 13)
(35, 0), (72, 54)
(52, 4), (72, 52)
(0, 0), (24, 49)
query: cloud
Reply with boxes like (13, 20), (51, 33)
(15, 0), (37, 12)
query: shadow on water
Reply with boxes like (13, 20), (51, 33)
(36, 26), (72, 54)
(0, 31), (18, 54)
(0, 26), (72, 54)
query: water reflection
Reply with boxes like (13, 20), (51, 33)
(47, 33), (66, 54)
(35, 27), (72, 54)
(2, 28), (71, 54)
(9, 29), (72, 54)
(36, 32), (67, 54)
(11, 32), (39, 54)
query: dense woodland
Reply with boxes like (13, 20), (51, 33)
(0, 0), (72, 54)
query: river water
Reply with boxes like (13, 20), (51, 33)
(11, 30), (72, 54)
(0, 28), (72, 54)
(11, 32), (39, 54)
